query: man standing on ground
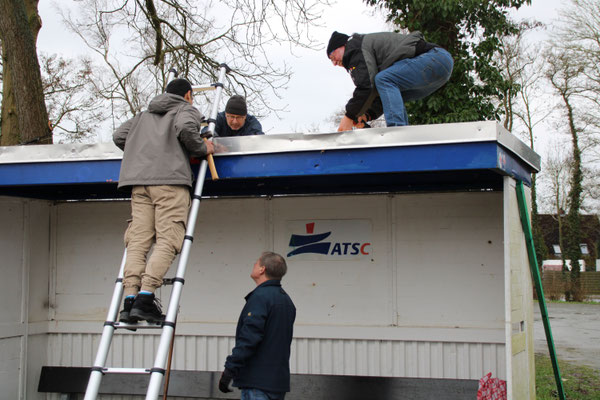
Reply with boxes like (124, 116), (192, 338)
(327, 30), (453, 131)
(219, 252), (296, 400)
(113, 78), (214, 323)
(210, 95), (264, 137)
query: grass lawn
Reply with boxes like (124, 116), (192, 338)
(536, 354), (600, 399)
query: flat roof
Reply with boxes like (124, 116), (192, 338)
(0, 121), (540, 200)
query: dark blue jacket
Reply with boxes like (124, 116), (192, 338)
(225, 280), (296, 393)
(212, 111), (264, 137)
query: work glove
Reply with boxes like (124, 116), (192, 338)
(218, 368), (234, 393)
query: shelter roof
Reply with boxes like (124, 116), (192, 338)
(0, 121), (540, 200)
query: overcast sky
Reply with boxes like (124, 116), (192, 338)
(37, 0), (564, 140)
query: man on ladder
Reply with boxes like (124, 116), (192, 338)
(86, 66), (227, 400)
(113, 78), (214, 323)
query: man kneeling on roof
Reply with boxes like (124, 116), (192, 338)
(327, 30), (453, 131)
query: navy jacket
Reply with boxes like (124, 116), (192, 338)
(211, 111), (264, 137)
(225, 280), (296, 393)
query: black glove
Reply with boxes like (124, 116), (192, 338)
(218, 368), (234, 393)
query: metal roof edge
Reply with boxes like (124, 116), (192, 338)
(0, 121), (540, 173)
(212, 121), (501, 156)
(0, 142), (123, 164)
(494, 124), (541, 172)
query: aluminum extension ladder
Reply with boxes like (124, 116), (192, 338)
(84, 63), (230, 400)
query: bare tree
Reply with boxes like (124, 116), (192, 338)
(40, 54), (106, 142)
(496, 20), (553, 270)
(546, 0), (600, 300)
(545, 46), (586, 300)
(539, 144), (570, 224)
(0, 0), (52, 145)
(538, 144), (571, 292)
(581, 164), (600, 214)
(496, 21), (533, 133)
(553, 0), (600, 163)
(555, 0), (600, 103)
(58, 0), (329, 128)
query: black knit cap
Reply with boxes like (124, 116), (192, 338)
(225, 95), (247, 116)
(327, 31), (349, 56)
(166, 78), (192, 97)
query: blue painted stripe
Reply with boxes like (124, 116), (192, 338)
(214, 142), (499, 178)
(0, 160), (121, 186)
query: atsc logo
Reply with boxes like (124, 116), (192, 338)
(287, 221), (371, 259)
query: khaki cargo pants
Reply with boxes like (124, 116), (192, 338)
(123, 185), (190, 296)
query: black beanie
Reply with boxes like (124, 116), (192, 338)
(326, 31), (349, 56)
(166, 78), (193, 97)
(225, 95), (247, 116)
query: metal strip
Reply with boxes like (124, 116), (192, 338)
(212, 121), (501, 157)
(0, 142), (123, 164)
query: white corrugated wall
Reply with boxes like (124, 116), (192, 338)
(46, 332), (505, 380)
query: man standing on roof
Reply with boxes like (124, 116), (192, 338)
(113, 78), (214, 323)
(218, 252), (296, 400)
(327, 30), (453, 131)
(209, 95), (264, 137)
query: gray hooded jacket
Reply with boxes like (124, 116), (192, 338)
(113, 93), (208, 190)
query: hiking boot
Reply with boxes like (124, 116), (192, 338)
(119, 296), (135, 323)
(129, 293), (165, 323)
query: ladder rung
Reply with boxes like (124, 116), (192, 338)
(162, 277), (184, 286)
(192, 84), (216, 92)
(102, 367), (150, 374)
(113, 321), (163, 330)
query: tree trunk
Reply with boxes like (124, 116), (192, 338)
(0, 0), (51, 145)
(0, 46), (20, 145)
(564, 97), (583, 301)
(555, 187), (570, 300)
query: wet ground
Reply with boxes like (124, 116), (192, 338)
(534, 301), (600, 370)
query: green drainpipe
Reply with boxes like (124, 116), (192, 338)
(516, 180), (565, 400)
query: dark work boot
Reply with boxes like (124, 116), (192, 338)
(129, 293), (165, 323)
(119, 296), (135, 323)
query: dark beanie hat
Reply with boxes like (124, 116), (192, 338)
(225, 95), (247, 116)
(327, 31), (349, 56)
(166, 78), (192, 97)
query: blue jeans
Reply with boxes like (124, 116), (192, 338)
(241, 388), (285, 400)
(374, 47), (453, 126)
